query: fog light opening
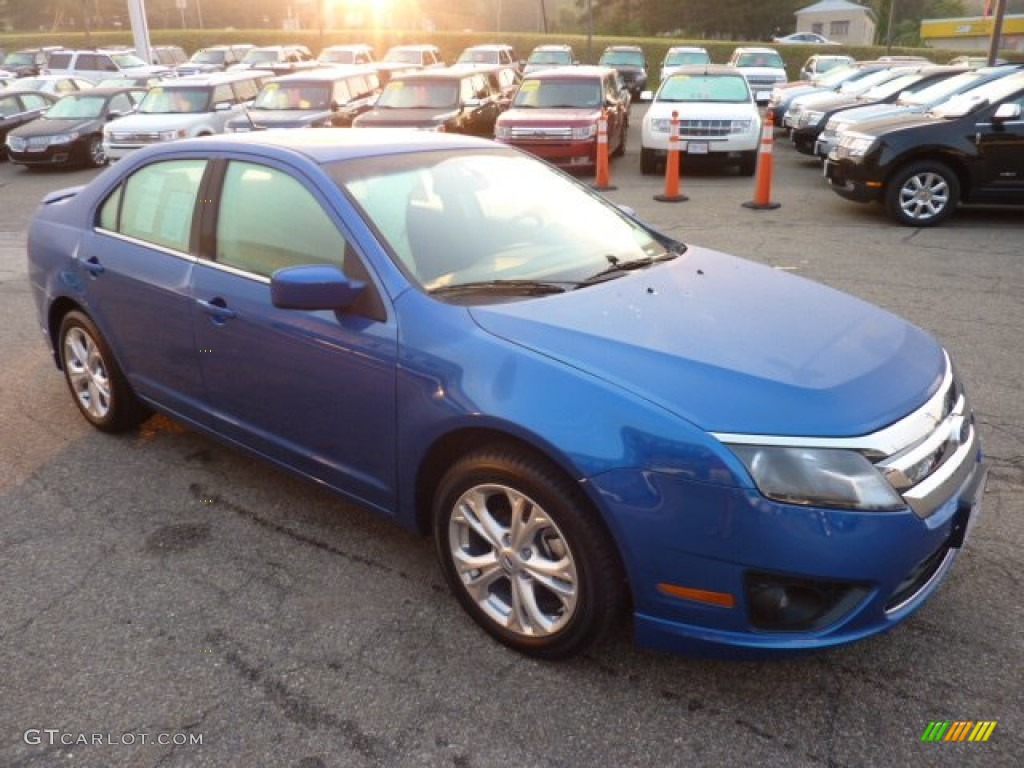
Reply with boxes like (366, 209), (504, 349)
(745, 572), (869, 631)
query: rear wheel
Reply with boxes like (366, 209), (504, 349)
(433, 446), (627, 659)
(885, 160), (960, 227)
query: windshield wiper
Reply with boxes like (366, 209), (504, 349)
(429, 279), (573, 297)
(582, 251), (678, 285)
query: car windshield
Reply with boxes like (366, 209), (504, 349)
(45, 94), (107, 119)
(458, 50), (499, 64)
(664, 51), (709, 67)
(138, 87), (209, 113)
(816, 65), (858, 85)
(4, 52), (36, 66)
(735, 52), (784, 68)
(252, 82), (330, 110)
(932, 75), (1024, 117)
(190, 50), (226, 65)
(863, 73), (923, 100)
(903, 71), (982, 105)
(110, 53), (148, 69)
(0, 96), (20, 116)
(812, 58), (852, 74)
(376, 80), (457, 108)
(600, 51), (644, 67)
(242, 50), (280, 65)
(512, 79), (601, 108)
(333, 148), (676, 297)
(320, 50), (356, 64)
(658, 74), (750, 103)
(528, 50), (572, 66)
(384, 49), (424, 64)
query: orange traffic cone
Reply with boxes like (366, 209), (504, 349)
(742, 110), (781, 210)
(592, 109), (617, 191)
(655, 110), (687, 203)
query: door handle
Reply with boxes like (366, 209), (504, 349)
(196, 297), (237, 321)
(84, 256), (105, 276)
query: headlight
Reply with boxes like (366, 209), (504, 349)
(49, 132), (80, 145)
(648, 117), (671, 133)
(839, 132), (876, 157)
(571, 124), (597, 140)
(804, 110), (824, 127)
(157, 129), (187, 141)
(5, 135), (22, 150)
(729, 446), (904, 511)
(495, 125), (511, 140)
(730, 119), (753, 133)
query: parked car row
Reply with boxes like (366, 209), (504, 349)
(770, 59), (1024, 225)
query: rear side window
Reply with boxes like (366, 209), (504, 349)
(232, 78), (260, 101)
(333, 80), (352, 104)
(212, 84), (235, 106)
(48, 52), (72, 68)
(100, 159), (206, 252)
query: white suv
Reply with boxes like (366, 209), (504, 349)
(641, 65), (761, 176)
(727, 47), (789, 104)
(44, 49), (171, 84)
(103, 71), (269, 160)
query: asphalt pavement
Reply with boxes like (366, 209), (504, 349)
(1, 114), (1021, 767)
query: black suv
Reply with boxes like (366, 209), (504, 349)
(352, 68), (502, 136)
(598, 45), (648, 98)
(825, 70), (1024, 226)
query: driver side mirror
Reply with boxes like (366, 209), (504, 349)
(271, 265), (365, 311)
(993, 102), (1022, 122)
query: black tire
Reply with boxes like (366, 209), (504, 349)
(884, 160), (960, 227)
(58, 310), (149, 432)
(739, 151), (757, 177)
(640, 147), (658, 175)
(86, 135), (107, 168)
(612, 119), (627, 158)
(433, 446), (627, 660)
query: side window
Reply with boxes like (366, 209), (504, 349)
(459, 78), (475, 103)
(108, 93), (130, 113)
(49, 52), (72, 69)
(77, 54), (99, 71)
(99, 55), (118, 72)
(98, 184), (123, 231)
(22, 93), (50, 110)
(212, 84), (235, 106)
(215, 162), (348, 278)
(115, 160), (206, 251)
(232, 78), (259, 102)
(333, 80), (352, 104)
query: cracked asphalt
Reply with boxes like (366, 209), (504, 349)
(1, 113), (1021, 768)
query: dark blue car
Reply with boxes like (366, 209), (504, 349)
(26, 129), (987, 659)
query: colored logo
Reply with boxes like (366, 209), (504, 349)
(921, 721), (997, 742)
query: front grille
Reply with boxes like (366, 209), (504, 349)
(678, 119), (733, 138)
(508, 127), (572, 140)
(27, 136), (50, 148)
(108, 132), (162, 144)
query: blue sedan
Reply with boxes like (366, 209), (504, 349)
(27, 130), (986, 659)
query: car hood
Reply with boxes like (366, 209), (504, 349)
(845, 110), (946, 137)
(468, 247), (944, 437)
(355, 108), (456, 127)
(499, 107), (601, 124)
(10, 117), (99, 137)
(830, 102), (920, 127)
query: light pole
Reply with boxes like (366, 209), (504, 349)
(885, 0), (896, 55)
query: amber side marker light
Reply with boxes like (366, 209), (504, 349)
(657, 583), (736, 608)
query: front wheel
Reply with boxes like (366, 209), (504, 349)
(433, 446), (626, 659)
(885, 160), (960, 227)
(86, 135), (107, 168)
(738, 151), (757, 177)
(58, 310), (149, 432)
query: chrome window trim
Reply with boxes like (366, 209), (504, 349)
(92, 227), (199, 262)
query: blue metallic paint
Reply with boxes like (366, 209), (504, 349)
(27, 131), (982, 657)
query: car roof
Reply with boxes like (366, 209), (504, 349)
(388, 69), (479, 82)
(733, 47), (779, 54)
(166, 71), (269, 86)
(667, 64), (746, 77)
(388, 44), (439, 52)
(602, 45), (643, 52)
(269, 66), (379, 83)
(666, 46), (708, 53)
(57, 86), (142, 97)
(531, 44), (573, 51)
(147, 127), (495, 165)
(1, 89), (57, 98)
(522, 65), (613, 80)
(463, 44), (515, 52)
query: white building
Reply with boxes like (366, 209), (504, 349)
(795, 1), (878, 45)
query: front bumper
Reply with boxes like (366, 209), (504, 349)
(824, 155), (885, 204)
(8, 141), (86, 166)
(592, 452), (986, 657)
(496, 137), (598, 169)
